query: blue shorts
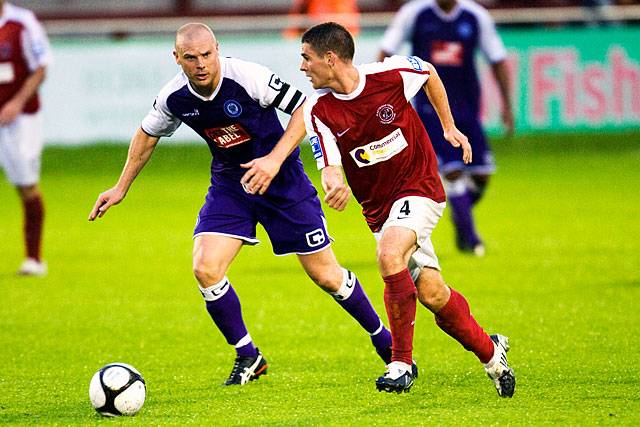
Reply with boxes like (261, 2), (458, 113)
(193, 175), (331, 256)
(417, 104), (495, 176)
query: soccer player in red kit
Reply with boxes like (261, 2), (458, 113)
(299, 22), (515, 396)
(0, 1), (52, 276)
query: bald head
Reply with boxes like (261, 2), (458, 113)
(173, 23), (221, 97)
(175, 23), (216, 53)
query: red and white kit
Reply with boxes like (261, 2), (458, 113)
(0, 2), (52, 185)
(304, 55), (445, 233)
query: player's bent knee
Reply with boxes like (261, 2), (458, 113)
(193, 260), (226, 287)
(376, 248), (405, 276)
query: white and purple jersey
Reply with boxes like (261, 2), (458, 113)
(142, 57), (309, 197)
(380, 0), (506, 116)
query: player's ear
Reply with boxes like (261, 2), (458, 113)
(325, 51), (336, 67)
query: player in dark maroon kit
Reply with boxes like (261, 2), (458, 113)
(0, 1), (52, 276)
(299, 22), (515, 396)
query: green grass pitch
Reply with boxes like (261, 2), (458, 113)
(1, 132), (639, 425)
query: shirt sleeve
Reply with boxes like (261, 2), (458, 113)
(140, 94), (182, 138)
(379, 1), (421, 55)
(382, 55), (431, 102)
(21, 12), (52, 71)
(303, 95), (342, 170)
(477, 9), (507, 64)
(226, 58), (306, 114)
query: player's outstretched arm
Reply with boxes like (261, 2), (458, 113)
(88, 128), (160, 221)
(240, 104), (307, 195)
(423, 63), (472, 164)
(321, 165), (350, 211)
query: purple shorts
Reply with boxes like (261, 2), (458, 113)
(418, 105), (496, 176)
(193, 176), (331, 256)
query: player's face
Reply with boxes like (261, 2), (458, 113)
(300, 43), (333, 90)
(175, 34), (220, 96)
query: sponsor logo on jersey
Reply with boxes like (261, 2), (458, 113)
(268, 74), (284, 91)
(431, 41), (463, 66)
(337, 127), (351, 137)
(406, 56), (423, 71)
(349, 128), (408, 168)
(224, 100), (243, 118)
(0, 63), (15, 84)
(309, 135), (323, 160)
(182, 108), (200, 117)
(204, 124), (252, 148)
(376, 104), (396, 124)
(305, 228), (326, 247)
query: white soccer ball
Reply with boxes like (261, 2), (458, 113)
(89, 362), (146, 417)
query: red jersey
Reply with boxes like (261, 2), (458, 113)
(0, 2), (52, 113)
(304, 55), (445, 232)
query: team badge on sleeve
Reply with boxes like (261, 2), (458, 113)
(309, 136), (323, 160)
(406, 56), (423, 71)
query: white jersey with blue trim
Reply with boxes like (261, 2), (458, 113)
(141, 56), (306, 178)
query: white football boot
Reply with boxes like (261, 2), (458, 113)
(484, 334), (516, 397)
(17, 258), (47, 277)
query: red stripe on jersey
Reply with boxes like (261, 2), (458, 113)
(396, 67), (431, 76)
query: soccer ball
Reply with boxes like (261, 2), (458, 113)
(89, 362), (146, 416)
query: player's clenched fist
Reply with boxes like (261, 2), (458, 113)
(321, 165), (350, 211)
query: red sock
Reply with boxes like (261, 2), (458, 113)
(383, 269), (417, 365)
(23, 196), (44, 261)
(435, 288), (494, 364)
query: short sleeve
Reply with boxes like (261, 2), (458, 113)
(476, 8), (507, 64)
(21, 12), (52, 71)
(141, 95), (181, 137)
(224, 58), (306, 115)
(303, 95), (342, 169)
(379, 1), (422, 55)
(381, 55), (431, 102)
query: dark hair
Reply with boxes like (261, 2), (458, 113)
(301, 22), (355, 61)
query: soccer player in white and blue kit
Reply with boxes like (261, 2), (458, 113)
(379, 0), (513, 255)
(89, 23), (396, 386)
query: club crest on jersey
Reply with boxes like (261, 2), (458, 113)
(309, 136), (323, 160)
(224, 100), (242, 118)
(349, 128), (408, 168)
(205, 123), (251, 148)
(376, 104), (396, 124)
(457, 22), (473, 39)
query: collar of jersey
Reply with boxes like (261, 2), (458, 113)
(331, 67), (366, 101)
(433, 1), (463, 22)
(185, 67), (224, 102)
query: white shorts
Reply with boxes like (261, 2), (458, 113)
(373, 196), (446, 280)
(0, 113), (44, 186)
